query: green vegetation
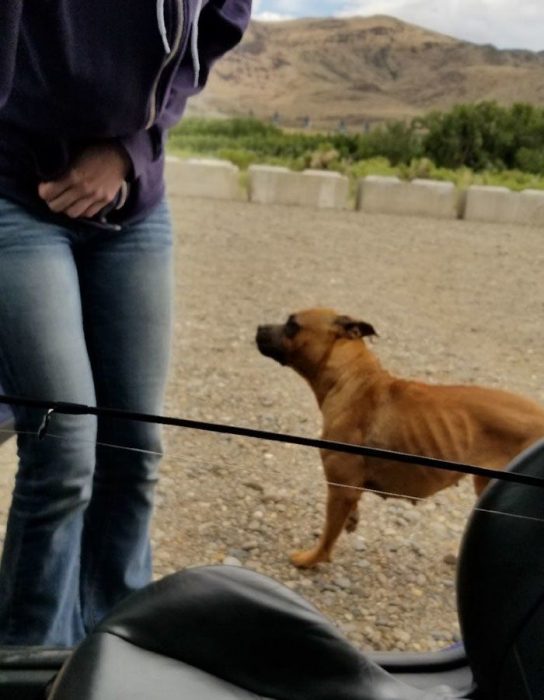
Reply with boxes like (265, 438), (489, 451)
(167, 102), (544, 191)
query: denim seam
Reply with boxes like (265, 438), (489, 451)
(1, 464), (36, 642)
(0, 340), (31, 641)
(78, 255), (112, 632)
(81, 490), (115, 631)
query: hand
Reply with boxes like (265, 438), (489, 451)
(38, 142), (131, 219)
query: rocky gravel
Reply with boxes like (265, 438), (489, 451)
(2, 194), (544, 653)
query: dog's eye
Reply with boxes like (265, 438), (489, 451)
(284, 318), (300, 339)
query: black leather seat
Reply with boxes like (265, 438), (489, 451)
(457, 439), (544, 699)
(47, 439), (544, 700)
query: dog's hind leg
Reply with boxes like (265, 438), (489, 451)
(290, 481), (363, 568)
(345, 502), (360, 533)
(473, 474), (491, 497)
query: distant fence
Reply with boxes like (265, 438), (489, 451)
(165, 157), (544, 226)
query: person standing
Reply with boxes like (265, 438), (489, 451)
(0, 0), (252, 646)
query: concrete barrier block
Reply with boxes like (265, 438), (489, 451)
(249, 165), (349, 209)
(356, 175), (402, 213)
(518, 189), (544, 226)
(299, 169), (350, 209)
(357, 176), (459, 219)
(465, 186), (544, 226)
(165, 157), (243, 200)
(247, 165), (291, 205)
(463, 186), (518, 223)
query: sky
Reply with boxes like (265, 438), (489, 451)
(252, 1), (544, 52)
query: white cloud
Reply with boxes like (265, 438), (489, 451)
(335, 0), (543, 51)
(254, 1), (543, 50)
(253, 1), (342, 23)
(254, 11), (295, 20)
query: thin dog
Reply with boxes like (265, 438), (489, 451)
(256, 308), (544, 568)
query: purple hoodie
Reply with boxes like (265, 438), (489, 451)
(0, 0), (252, 227)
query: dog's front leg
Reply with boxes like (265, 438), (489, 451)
(290, 481), (362, 568)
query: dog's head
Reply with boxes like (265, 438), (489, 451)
(256, 308), (377, 377)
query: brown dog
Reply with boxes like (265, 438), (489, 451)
(256, 308), (544, 568)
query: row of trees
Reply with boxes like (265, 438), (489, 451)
(169, 102), (544, 174)
(418, 102), (544, 172)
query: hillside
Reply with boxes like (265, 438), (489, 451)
(187, 15), (544, 129)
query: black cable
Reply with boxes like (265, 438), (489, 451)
(1, 393), (544, 489)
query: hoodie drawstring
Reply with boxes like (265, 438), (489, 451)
(156, 0), (172, 54)
(156, 0), (202, 88)
(191, 0), (203, 88)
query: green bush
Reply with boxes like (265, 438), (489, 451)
(418, 101), (544, 172)
(515, 146), (544, 174)
(167, 104), (544, 192)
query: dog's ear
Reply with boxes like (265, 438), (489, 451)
(335, 316), (378, 340)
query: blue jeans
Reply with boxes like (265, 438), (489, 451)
(0, 197), (173, 646)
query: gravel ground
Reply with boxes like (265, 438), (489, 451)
(2, 194), (544, 653)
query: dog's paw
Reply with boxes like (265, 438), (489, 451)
(345, 511), (359, 533)
(290, 548), (329, 569)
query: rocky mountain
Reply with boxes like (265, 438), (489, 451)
(187, 15), (544, 129)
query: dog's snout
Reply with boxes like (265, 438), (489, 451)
(256, 324), (287, 365)
(256, 324), (273, 345)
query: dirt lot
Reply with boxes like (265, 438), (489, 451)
(1, 195), (544, 652)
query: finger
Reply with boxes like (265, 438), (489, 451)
(38, 179), (73, 203)
(39, 168), (90, 205)
(46, 181), (109, 215)
(80, 200), (109, 220)
(44, 187), (89, 214)
(65, 196), (108, 219)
